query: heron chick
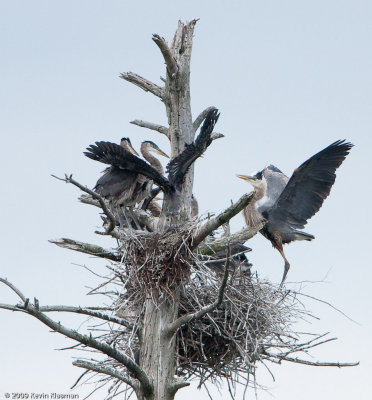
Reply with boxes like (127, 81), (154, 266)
(237, 139), (353, 286)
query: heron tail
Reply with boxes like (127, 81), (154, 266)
(293, 230), (315, 241)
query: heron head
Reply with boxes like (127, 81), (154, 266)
(142, 141), (169, 158)
(236, 170), (266, 190)
(120, 137), (139, 156)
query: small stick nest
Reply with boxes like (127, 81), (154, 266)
(121, 224), (194, 297)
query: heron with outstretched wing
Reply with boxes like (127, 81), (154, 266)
(237, 140), (353, 285)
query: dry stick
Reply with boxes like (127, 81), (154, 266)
(295, 292), (360, 325)
(49, 238), (122, 262)
(51, 174), (116, 235)
(192, 192), (259, 249)
(278, 356), (359, 367)
(120, 72), (163, 98)
(165, 246), (231, 338)
(36, 306), (135, 330)
(130, 120), (169, 138)
(0, 278), (26, 302)
(193, 106), (218, 133)
(73, 360), (137, 389)
(0, 303), (27, 312)
(152, 34), (178, 78)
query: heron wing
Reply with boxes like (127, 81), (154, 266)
(94, 167), (138, 198)
(266, 140), (353, 230)
(167, 108), (219, 187)
(85, 141), (172, 192)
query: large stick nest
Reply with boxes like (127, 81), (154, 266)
(99, 229), (327, 392)
(73, 226), (346, 398)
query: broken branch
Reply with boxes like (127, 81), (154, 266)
(120, 72), (163, 99)
(73, 360), (137, 389)
(52, 174), (116, 235)
(49, 238), (122, 262)
(152, 34), (178, 78)
(130, 119), (169, 138)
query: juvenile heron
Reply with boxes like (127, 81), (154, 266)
(237, 140), (353, 285)
(92, 137), (138, 202)
(85, 139), (169, 226)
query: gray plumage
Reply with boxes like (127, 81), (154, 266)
(238, 140), (353, 285)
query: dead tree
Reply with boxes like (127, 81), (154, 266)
(0, 20), (358, 400)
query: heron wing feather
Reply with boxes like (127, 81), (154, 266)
(266, 140), (353, 230)
(85, 141), (172, 192)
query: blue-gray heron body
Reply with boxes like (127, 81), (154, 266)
(237, 140), (353, 285)
(87, 139), (169, 208)
(85, 138), (169, 228)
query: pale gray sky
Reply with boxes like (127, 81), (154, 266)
(0, 1), (371, 399)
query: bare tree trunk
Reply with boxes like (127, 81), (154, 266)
(133, 20), (198, 400)
(161, 20), (197, 221)
(137, 298), (179, 400)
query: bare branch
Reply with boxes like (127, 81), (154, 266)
(52, 174), (116, 235)
(0, 285), (152, 396)
(130, 119), (169, 137)
(37, 305), (135, 330)
(0, 303), (27, 312)
(193, 106), (218, 133)
(0, 278), (26, 302)
(120, 72), (163, 99)
(197, 227), (259, 256)
(192, 192), (262, 249)
(169, 377), (191, 395)
(49, 238), (122, 262)
(26, 302), (152, 395)
(152, 34), (178, 78)
(79, 194), (101, 208)
(73, 360), (137, 389)
(211, 132), (225, 140)
(277, 356), (359, 367)
(165, 247), (230, 338)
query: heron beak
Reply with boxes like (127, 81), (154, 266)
(155, 148), (170, 158)
(154, 196), (163, 201)
(129, 147), (140, 156)
(236, 174), (256, 182)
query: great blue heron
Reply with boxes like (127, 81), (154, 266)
(237, 140), (353, 285)
(85, 138), (169, 225)
(92, 137), (138, 201)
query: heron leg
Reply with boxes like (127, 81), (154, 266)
(277, 246), (290, 287)
(128, 206), (142, 230)
(119, 207), (131, 229)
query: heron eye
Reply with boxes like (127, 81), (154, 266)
(255, 171), (263, 180)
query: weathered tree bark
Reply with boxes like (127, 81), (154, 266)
(138, 21), (195, 400)
(137, 299), (181, 400)
(159, 20), (197, 221)
(120, 20), (199, 400)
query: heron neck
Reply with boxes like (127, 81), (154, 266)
(243, 184), (266, 228)
(141, 145), (164, 174)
